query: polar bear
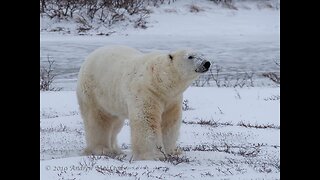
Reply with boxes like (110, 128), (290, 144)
(76, 45), (211, 160)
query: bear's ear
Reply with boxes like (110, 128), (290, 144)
(169, 54), (173, 61)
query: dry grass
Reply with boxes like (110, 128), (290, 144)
(189, 4), (204, 13)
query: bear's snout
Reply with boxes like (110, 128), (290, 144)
(196, 60), (211, 73)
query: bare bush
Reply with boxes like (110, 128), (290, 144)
(262, 59), (280, 85)
(146, 0), (176, 7)
(84, 0), (101, 20)
(181, 143), (264, 158)
(182, 99), (194, 111)
(237, 121), (280, 129)
(134, 13), (149, 29)
(182, 118), (233, 127)
(119, 0), (150, 15)
(262, 72), (280, 85)
(209, 0), (237, 10)
(95, 165), (138, 177)
(182, 118), (279, 129)
(192, 64), (255, 88)
(193, 67), (218, 87)
(211, 65), (222, 87)
(210, 0), (232, 3)
(40, 0), (47, 14)
(41, 0), (152, 33)
(40, 56), (62, 91)
(232, 72), (254, 88)
(189, 4), (204, 13)
(194, 59), (279, 88)
(264, 95), (280, 101)
(256, 0), (280, 10)
(43, 0), (84, 19)
(157, 146), (191, 165)
(76, 15), (94, 33)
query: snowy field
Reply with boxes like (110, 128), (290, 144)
(40, 0), (280, 179)
(40, 87), (280, 179)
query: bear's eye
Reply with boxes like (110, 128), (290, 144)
(188, 55), (194, 59)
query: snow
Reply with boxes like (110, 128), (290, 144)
(40, 0), (280, 179)
(128, 0), (279, 37)
(40, 87), (280, 179)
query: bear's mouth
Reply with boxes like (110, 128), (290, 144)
(195, 61), (211, 73)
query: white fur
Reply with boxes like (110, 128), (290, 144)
(76, 45), (206, 160)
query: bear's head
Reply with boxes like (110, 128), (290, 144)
(168, 50), (211, 80)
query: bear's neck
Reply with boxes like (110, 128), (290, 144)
(146, 61), (198, 100)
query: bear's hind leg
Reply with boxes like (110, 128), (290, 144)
(82, 108), (115, 156)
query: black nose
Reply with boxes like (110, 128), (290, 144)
(203, 61), (211, 69)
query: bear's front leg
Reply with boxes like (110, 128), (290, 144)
(128, 98), (166, 160)
(161, 100), (183, 155)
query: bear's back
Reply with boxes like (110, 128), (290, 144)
(91, 45), (143, 60)
(81, 45), (145, 77)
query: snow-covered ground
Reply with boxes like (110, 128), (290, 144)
(40, 0), (280, 179)
(40, 87), (280, 179)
